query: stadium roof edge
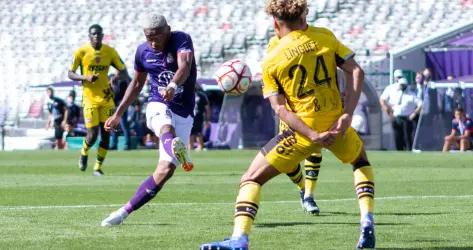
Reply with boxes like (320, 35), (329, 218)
(390, 21), (473, 58)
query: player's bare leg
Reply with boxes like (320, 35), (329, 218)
(459, 137), (469, 151)
(442, 135), (454, 152)
(101, 161), (176, 227)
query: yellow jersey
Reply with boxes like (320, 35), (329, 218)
(70, 44), (126, 105)
(262, 26), (354, 132)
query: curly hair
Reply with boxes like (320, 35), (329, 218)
(265, 0), (307, 22)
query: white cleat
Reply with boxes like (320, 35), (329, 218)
(172, 137), (194, 172)
(101, 208), (129, 227)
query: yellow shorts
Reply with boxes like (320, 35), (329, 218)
(83, 101), (115, 128)
(261, 127), (363, 174)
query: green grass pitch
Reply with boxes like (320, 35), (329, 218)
(0, 150), (472, 249)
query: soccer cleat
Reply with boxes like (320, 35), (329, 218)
(172, 137), (193, 171)
(93, 169), (105, 176)
(356, 217), (376, 249)
(101, 208), (129, 227)
(200, 235), (248, 250)
(301, 196), (320, 215)
(78, 154), (88, 171)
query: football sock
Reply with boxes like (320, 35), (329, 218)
(80, 140), (92, 156)
(160, 132), (175, 157)
(304, 153), (322, 198)
(94, 146), (107, 171)
(286, 164), (304, 190)
(232, 181), (261, 237)
(354, 165), (375, 217)
(124, 176), (161, 214)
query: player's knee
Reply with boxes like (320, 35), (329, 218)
(159, 124), (174, 135)
(85, 128), (99, 146)
(352, 157), (371, 171)
(156, 164), (175, 177)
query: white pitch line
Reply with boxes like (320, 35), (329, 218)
(0, 195), (472, 211)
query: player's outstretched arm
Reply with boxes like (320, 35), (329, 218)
(68, 70), (98, 83)
(339, 58), (364, 117)
(105, 71), (147, 131)
(332, 58), (364, 134)
(268, 94), (337, 146)
(115, 70), (147, 118)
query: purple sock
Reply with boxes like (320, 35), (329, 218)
(160, 131), (175, 157)
(124, 176), (161, 214)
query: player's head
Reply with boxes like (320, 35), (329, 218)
(454, 107), (465, 120)
(141, 13), (171, 51)
(265, 0), (308, 38)
(88, 24), (104, 49)
(46, 87), (54, 98)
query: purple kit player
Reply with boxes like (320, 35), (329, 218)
(101, 13), (195, 226)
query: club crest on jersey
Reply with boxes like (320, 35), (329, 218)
(166, 53), (175, 64)
(95, 56), (101, 63)
(157, 71), (175, 86)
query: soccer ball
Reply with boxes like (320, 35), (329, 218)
(214, 59), (252, 95)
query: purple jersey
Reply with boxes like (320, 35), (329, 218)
(452, 117), (473, 135)
(134, 31), (197, 117)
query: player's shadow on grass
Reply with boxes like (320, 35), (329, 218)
(377, 247), (473, 249)
(324, 211), (446, 216)
(255, 221), (407, 228)
(123, 223), (170, 226)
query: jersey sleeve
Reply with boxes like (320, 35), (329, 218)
(176, 33), (194, 54)
(134, 47), (145, 72)
(261, 65), (280, 99)
(334, 37), (355, 66)
(69, 49), (83, 72)
(111, 48), (126, 71)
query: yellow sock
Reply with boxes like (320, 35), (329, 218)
(233, 181), (261, 237)
(354, 165), (375, 217)
(286, 164), (304, 190)
(81, 140), (91, 156)
(304, 153), (322, 198)
(94, 146), (108, 171)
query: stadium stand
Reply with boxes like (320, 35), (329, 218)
(0, 0), (472, 150)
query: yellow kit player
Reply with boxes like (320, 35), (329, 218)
(201, 0), (375, 249)
(68, 24), (129, 176)
(269, 36), (323, 216)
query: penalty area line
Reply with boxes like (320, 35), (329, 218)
(0, 194), (472, 211)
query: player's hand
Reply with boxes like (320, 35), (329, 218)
(104, 114), (121, 132)
(330, 113), (352, 135)
(408, 112), (417, 121)
(160, 86), (176, 102)
(309, 130), (338, 147)
(85, 73), (99, 83)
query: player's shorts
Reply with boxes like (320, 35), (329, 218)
(261, 127), (363, 174)
(53, 122), (64, 140)
(82, 101), (115, 129)
(146, 102), (193, 165)
(278, 120), (321, 157)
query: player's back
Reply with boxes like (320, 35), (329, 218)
(262, 26), (354, 131)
